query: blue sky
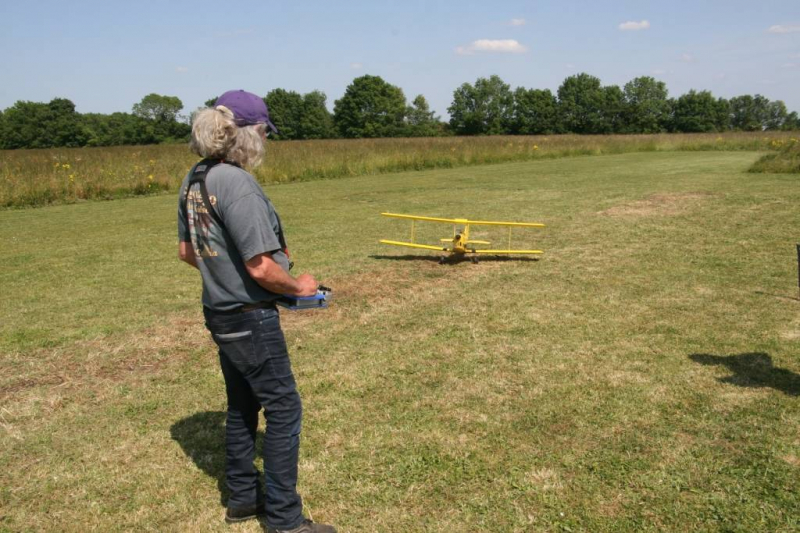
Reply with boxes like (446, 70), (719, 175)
(1, 0), (798, 119)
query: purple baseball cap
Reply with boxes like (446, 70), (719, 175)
(214, 90), (278, 134)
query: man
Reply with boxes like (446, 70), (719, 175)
(178, 90), (335, 533)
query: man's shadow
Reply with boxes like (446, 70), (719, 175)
(689, 352), (800, 397)
(170, 411), (264, 506)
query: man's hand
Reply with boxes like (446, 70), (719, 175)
(294, 273), (318, 297)
(245, 253), (317, 296)
(178, 241), (198, 269)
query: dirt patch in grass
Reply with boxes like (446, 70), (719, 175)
(0, 315), (209, 406)
(599, 192), (713, 217)
(1, 259), (504, 410)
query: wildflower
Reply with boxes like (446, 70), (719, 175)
(69, 174), (75, 183)
(533, 145), (539, 150)
(62, 163), (70, 170)
(149, 159), (156, 164)
(147, 174), (154, 181)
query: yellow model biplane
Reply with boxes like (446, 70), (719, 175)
(380, 212), (545, 262)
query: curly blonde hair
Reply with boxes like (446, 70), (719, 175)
(189, 105), (266, 169)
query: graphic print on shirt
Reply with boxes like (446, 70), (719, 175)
(184, 184), (220, 259)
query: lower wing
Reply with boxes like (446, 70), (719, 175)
(471, 249), (544, 254)
(380, 240), (449, 251)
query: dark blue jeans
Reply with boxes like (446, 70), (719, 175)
(203, 306), (304, 530)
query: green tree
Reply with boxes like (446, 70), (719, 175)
(406, 95), (440, 137)
(132, 93), (188, 142)
(333, 75), (407, 138)
(730, 94), (772, 131)
(670, 90), (725, 133)
(204, 96), (218, 108)
(299, 91), (335, 139)
(0, 99), (85, 149)
(730, 95), (761, 131)
(511, 88), (558, 134)
(132, 93), (184, 122)
(714, 97), (732, 132)
(448, 75), (513, 135)
(623, 76), (669, 133)
(783, 111), (800, 131)
(557, 73), (606, 134)
(765, 100), (788, 131)
(48, 98), (87, 147)
(81, 112), (156, 146)
(265, 89), (305, 140)
(602, 85), (626, 133)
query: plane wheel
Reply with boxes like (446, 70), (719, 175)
(438, 256), (447, 265)
(470, 256), (479, 264)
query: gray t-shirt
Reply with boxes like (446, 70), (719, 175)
(177, 162), (291, 311)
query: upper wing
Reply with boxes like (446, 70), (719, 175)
(382, 212), (545, 228)
(460, 220), (545, 228)
(381, 213), (466, 224)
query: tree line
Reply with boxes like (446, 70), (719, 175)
(1, 73), (797, 149)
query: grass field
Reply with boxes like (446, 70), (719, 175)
(1, 151), (799, 532)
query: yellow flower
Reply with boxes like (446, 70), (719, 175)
(147, 174), (154, 181)
(62, 163), (71, 170)
(68, 174), (75, 183)
(533, 145), (539, 150)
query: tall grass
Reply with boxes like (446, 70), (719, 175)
(0, 132), (795, 208)
(749, 136), (800, 174)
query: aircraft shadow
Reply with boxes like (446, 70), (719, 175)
(370, 254), (540, 264)
(689, 352), (800, 397)
(170, 411), (265, 506)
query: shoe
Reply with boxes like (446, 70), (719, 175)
(267, 518), (337, 533)
(224, 503), (266, 524)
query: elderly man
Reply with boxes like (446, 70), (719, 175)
(178, 90), (335, 533)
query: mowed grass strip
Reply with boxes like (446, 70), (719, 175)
(1, 152), (798, 532)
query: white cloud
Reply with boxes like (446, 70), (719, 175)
(652, 68), (668, 75)
(768, 24), (800, 34)
(456, 39), (528, 55)
(176, 66), (189, 73)
(510, 18), (526, 26)
(680, 53), (694, 62)
(618, 20), (650, 31)
(783, 63), (798, 68)
(350, 63), (363, 70)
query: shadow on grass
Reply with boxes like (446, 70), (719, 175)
(170, 411), (265, 506)
(689, 352), (800, 397)
(370, 254), (541, 264)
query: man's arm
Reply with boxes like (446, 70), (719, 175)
(179, 241), (198, 269)
(245, 252), (317, 297)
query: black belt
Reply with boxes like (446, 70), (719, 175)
(208, 301), (277, 315)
